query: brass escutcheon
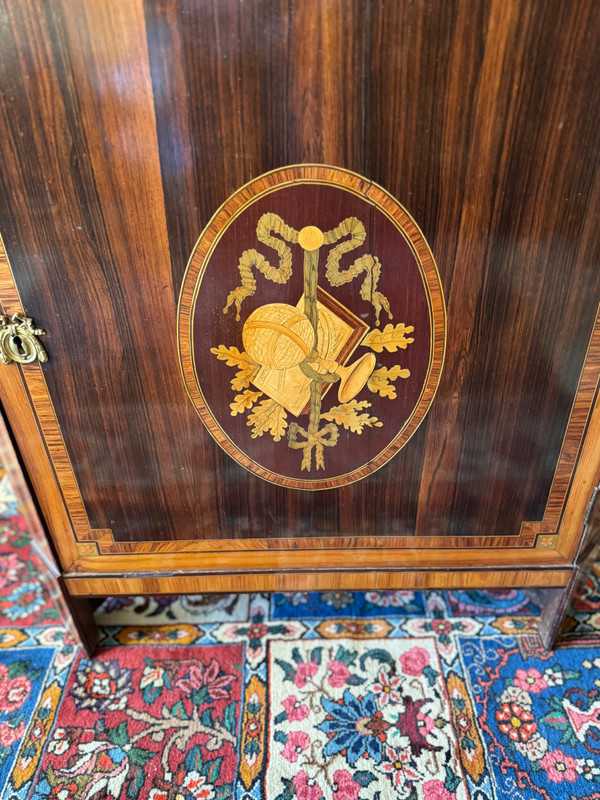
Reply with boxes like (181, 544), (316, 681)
(0, 313), (47, 365)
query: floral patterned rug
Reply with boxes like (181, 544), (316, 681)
(1, 468), (600, 800)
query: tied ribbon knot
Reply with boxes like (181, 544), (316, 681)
(288, 422), (339, 471)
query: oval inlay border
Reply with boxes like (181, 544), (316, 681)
(178, 165), (446, 490)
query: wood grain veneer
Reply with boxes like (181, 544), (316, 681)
(64, 569), (574, 598)
(0, 0), (598, 604)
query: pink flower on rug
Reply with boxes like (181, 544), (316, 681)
(176, 663), (206, 692)
(282, 694), (310, 721)
(0, 553), (21, 589)
(203, 661), (237, 699)
(292, 771), (323, 800)
(0, 720), (25, 746)
(332, 769), (360, 800)
(175, 659), (236, 700)
(327, 660), (351, 688)
(282, 730), (311, 762)
(400, 646), (430, 676)
(539, 749), (579, 783)
(417, 709), (436, 736)
(513, 668), (548, 694)
(422, 779), (457, 799)
(0, 675), (31, 712)
(293, 661), (318, 688)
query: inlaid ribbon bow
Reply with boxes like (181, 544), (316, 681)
(288, 421), (339, 472)
(223, 212), (392, 325)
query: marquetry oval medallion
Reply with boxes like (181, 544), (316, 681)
(178, 165), (446, 490)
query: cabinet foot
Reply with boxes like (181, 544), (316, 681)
(537, 569), (578, 652)
(58, 580), (100, 657)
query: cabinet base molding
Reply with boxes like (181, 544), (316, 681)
(63, 567), (575, 598)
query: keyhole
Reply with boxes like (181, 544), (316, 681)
(11, 335), (25, 356)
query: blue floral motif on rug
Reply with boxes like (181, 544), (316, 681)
(446, 589), (540, 617)
(0, 517), (60, 627)
(271, 589), (425, 618)
(266, 637), (470, 800)
(462, 635), (600, 799)
(0, 648), (55, 789)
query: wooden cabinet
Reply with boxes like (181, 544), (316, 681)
(0, 0), (599, 648)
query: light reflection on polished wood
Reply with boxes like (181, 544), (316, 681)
(1, 230), (597, 572)
(521, 308), (600, 538)
(555, 394), (600, 562)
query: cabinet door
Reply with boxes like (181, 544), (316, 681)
(0, 0), (598, 593)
